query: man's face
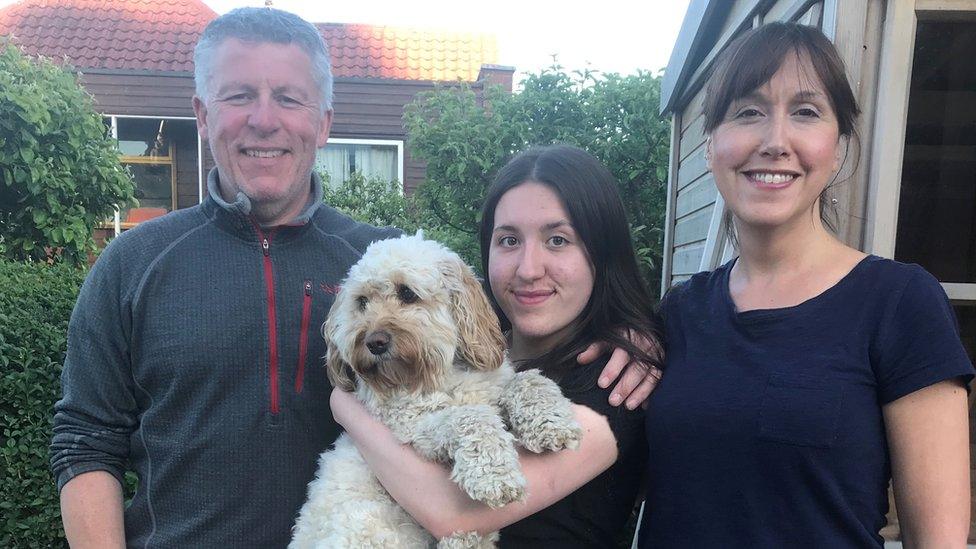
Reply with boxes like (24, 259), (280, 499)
(193, 38), (332, 225)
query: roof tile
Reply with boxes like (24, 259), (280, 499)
(0, 0), (499, 81)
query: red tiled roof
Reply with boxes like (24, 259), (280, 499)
(0, 0), (215, 72)
(318, 23), (497, 82)
(0, 0), (499, 81)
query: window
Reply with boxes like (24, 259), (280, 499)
(316, 138), (403, 191)
(867, 8), (975, 541)
(895, 19), (976, 287)
(116, 117), (177, 225)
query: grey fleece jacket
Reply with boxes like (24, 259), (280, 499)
(51, 170), (400, 548)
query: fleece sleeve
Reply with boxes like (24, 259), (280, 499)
(50, 244), (140, 491)
(873, 266), (974, 404)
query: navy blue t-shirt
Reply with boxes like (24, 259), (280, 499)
(639, 255), (973, 548)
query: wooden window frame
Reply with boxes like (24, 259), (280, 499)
(867, 0), (976, 302)
(102, 115), (202, 235)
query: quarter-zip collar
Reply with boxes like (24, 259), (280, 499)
(203, 167), (326, 233)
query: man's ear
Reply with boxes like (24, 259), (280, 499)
(317, 109), (334, 148)
(192, 96), (209, 141)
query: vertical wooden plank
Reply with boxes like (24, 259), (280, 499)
(661, 112), (682, 298)
(699, 192), (728, 271)
(865, 0), (918, 258)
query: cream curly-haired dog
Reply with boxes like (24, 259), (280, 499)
(290, 233), (581, 549)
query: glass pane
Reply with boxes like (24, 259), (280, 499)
(117, 117), (171, 158)
(122, 163), (173, 222)
(316, 143), (398, 188)
(895, 20), (976, 283)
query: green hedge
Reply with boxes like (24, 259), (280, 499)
(0, 259), (85, 548)
(0, 42), (134, 265)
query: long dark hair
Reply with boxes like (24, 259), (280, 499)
(479, 144), (663, 381)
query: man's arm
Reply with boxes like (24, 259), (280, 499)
(60, 471), (126, 549)
(50, 244), (139, 542)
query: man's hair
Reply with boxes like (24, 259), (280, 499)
(193, 7), (334, 112)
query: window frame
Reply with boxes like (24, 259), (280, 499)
(321, 137), (405, 193)
(867, 0), (976, 302)
(103, 114), (204, 235)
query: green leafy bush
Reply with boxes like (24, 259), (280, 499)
(320, 172), (481, 267)
(0, 259), (86, 548)
(0, 41), (134, 265)
(320, 172), (417, 231)
(404, 66), (671, 296)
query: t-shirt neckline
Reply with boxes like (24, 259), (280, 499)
(721, 254), (877, 323)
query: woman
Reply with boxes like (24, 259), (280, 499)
(639, 22), (973, 547)
(330, 144), (662, 546)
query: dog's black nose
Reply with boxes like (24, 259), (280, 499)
(365, 331), (391, 355)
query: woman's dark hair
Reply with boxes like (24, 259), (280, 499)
(478, 144), (663, 381)
(704, 22), (861, 234)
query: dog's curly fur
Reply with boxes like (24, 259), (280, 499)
(290, 233), (582, 549)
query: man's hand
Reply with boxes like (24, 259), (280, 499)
(578, 337), (663, 410)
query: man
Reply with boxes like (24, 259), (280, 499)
(51, 7), (657, 548)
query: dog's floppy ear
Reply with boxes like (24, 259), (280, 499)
(323, 318), (356, 391)
(449, 257), (505, 371)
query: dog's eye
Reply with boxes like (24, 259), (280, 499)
(396, 284), (419, 304)
(356, 296), (368, 311)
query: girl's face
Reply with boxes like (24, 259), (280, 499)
(706, 52), (842, 232)
(488, 182), (595, 359)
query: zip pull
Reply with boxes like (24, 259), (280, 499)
(262, 237), (270, 256)
(304, 280), (312, 295)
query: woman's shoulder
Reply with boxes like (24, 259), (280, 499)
(853, 254), (933, 282)
(658, 260), (732, 317)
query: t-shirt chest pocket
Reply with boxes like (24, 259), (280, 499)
(757, 373), (846, 448)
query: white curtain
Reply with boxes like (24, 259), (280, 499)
(315, 145), (352, 188)
(316, 143), (398, 188)
(353, 146), (396, 183)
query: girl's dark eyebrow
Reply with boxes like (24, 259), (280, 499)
(542, 220), (571, 231)
(493, 220), (572, 233)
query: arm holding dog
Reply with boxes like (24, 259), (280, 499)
(331, 388), (617, 539)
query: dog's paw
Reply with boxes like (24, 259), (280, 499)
(458, 464), (526, 508)
(437, 530), (499, 549)
(519, 418), (582, 453)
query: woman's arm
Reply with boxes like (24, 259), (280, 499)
(330, 388), (619, 539)
(883, 378), (970, 547)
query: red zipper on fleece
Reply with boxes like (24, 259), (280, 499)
(254, 224), (280, 415)
(295, 280), (312, 393)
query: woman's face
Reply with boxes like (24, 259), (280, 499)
(707, 52), (841, 231)
(488, 181), (595, 358)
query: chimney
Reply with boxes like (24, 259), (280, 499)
(477, 64), (515, 92)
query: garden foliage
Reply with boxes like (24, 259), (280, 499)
(0, 42), (134, 265)
(0, 259), (85, 547)
(404, 66), (670, 294)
